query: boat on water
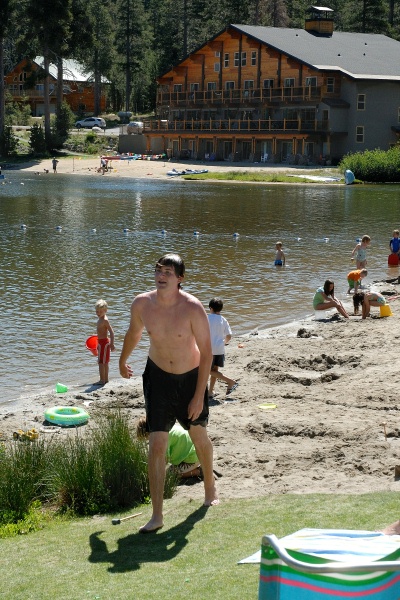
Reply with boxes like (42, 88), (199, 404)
(167, 168), (208, 177)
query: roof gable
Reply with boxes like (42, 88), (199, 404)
(230, 25), (400, 80)
(159, 24), (400, 82)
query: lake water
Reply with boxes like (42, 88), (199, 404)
(1, 171), (398, 405)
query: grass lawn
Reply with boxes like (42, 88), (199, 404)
(182, 170), (343, 183)
(0, 492), (398, 600)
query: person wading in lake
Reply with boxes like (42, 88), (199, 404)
(119, 253), (219, 533)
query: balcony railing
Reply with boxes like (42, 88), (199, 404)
(143, 118), (329, 134)
(157, 86), (337, 107)
(6, 86), (57, 98)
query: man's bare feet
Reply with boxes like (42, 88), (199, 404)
(204, 483), (219, 506)
(139, 517), (164, 534)
(204, 498), (220, 506)
(381, 520), (400, 535)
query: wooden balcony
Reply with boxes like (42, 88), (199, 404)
(6, 86), (57, 99)
(144, 118), (330, 134)
(157, 86), (338, 108)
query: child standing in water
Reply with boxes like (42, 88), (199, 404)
(95, 299), (115, 385)
(389, 230), (400, 264)
(274, 241), (286, 266)
(347, 268), (368, 294)
(351, 235), (370, 269)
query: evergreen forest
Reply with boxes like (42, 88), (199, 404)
(1, 0), (400, 141)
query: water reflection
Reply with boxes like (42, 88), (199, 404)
(1, 172), (398, 403)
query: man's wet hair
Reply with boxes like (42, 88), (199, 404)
(156, 253), (185, 278)
(209, 297), (223, 312)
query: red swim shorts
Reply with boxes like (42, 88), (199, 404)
(97, 338), (110, 364)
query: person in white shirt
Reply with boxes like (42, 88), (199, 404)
(207, 297), (239, 398)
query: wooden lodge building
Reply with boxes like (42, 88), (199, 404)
(142, 6), (400, 164)
(5, 57), (107, 117)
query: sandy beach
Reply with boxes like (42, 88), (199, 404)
(2, 275), (400, 504)
(4, 155), (399, 506)
(8, 154), (339, 180)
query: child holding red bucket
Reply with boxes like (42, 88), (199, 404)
(95, 299), (115, 385)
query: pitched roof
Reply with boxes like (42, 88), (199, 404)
(230, 25), (400, 80)
(33, 57), (110, 83)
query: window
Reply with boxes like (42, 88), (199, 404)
(305, 77), (317, 87)
(326, 77), (334, 93)
(241, 52), (247, 66)
(189, 83), (199, 100)
(357, 94), (366, 110)
(215, 51), (220, 57)
(251, 51), (257, 66)
(263, 79), (274, 88)
(19, 72), (27, 81)
(207, 82), (217, 91)
(35, 84), (44, 92)
(224, 53), (229, 68)
(284, 78), (295, 87)
(234, 52), (240, 67)
(225, 81), (235, 90)
(214, 63), (220, 73)
(243, 80), (254, 98)
(173, 84), (182, 92)
(356, 126), (364, 143)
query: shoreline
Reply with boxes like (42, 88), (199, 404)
(3, 155), (341, 181)
(2, 279), (400, 502)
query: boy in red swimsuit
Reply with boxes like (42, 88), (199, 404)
(95, 299), (115, 385)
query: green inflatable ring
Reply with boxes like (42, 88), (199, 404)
(44, 406), (89, 427)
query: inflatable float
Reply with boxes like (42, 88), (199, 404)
(44, 406), (89, 427)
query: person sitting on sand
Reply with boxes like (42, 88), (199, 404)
(136, 416), (201, 478)
(353, 291), (387, 319)
(347, 268), (368, 294)
(313, 279), (349, 318)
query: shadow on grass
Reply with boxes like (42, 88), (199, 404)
(88, 504), (208, 572)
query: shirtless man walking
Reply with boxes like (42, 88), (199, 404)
(119, 253), (219, 533)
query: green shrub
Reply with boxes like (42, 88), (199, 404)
(45, 434), (110, 515)
(91, 413), (149, 509)
(29, 122), (47, 155)
(339, 147), (400, 182)
(0, 439), (48, 523)
(0, 126), (18, 157)
(0, 411), (176, 526)
(52, 102), (75, 149)
(0, 501), (45, 538)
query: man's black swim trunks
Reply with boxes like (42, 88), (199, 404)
(142, 357), (209, 432)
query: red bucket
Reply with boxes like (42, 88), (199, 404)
(86, 335), (98, 357)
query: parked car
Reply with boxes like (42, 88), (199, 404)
(75, 117), (106, 130)
(126, 121), (144, 134)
